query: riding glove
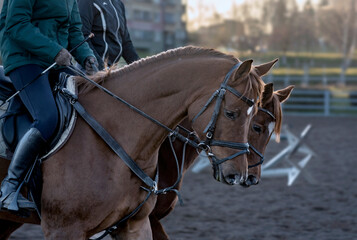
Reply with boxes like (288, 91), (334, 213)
(54, 49), (72, 66)
(84, 56), (99, 75)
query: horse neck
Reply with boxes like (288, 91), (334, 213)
(85, 56), (234, 161)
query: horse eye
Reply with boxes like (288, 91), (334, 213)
(224, 109), (238, 120)
(252, 124), (262, 133)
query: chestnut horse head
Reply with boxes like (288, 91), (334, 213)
(244, 83), (295, 186)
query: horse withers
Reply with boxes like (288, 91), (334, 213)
(1, 46), (264, 239)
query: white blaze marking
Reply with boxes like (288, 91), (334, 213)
(247, 106), (253, 115)
(247, 99), (254, 115)
(268, 122), (275, 134)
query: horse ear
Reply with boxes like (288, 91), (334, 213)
(232, 59), (253, 82)
(261, 83), (274, 107)
(255, 59), (279, 77)
(275, 85), (295, 103)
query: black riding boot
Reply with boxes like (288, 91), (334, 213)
(0, 128), (46, 212)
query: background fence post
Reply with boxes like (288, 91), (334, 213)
(322, 65), (327, 86)
(303, 64), (309, 86)
(324, 90), (330, 116)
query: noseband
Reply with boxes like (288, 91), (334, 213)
(248, 107), (276, 168)
(191, 62), (255, 168)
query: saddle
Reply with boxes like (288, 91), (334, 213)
(0, 66), (77, 212)
(0, 68), (76, 157)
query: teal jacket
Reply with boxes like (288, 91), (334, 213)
(0, 0), (94, 74)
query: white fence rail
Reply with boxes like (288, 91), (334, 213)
(281, 89), (357, 116)
(261, 124), (315, 186)
(265, 75), (357, 87)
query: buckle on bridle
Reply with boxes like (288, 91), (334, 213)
(206, 132), (213, 139)
(198, 142), (210, 152)
(151, 181), (158, 194)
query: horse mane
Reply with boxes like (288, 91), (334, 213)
(76, 46), (238, 94)
(272, 93), (283, 142)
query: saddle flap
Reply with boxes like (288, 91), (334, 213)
(0, 73), (77, 159)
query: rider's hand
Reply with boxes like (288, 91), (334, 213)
(54, 48), (73, 66)
(84, 56), (99, 75)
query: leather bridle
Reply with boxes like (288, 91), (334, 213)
(191, 62), (256, 169)
(248, 107), (276, 168)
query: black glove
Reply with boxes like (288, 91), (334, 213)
(84, 56), (99, 75)
(55, 48), (72, 66)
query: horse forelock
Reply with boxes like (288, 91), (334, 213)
(76, 46), (238, 95)
(240, 69), (264, 115)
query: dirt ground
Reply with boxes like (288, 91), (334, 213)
(8, 116), (357, 240)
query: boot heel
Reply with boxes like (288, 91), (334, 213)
(7, 181), (24, 211)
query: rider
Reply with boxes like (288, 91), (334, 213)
(78, 0), (140, 70)
(0, 0), (98, 213)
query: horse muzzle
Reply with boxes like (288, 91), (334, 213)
(211, 162), (247, 186)
(209, 151), (249, 185)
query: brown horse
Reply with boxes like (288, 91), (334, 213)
(0, 84), (293, 240)
(147, 83), (294, 240)
(0, 46), (264, 239)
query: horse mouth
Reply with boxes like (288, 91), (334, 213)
(223, 174), (241, 185)
(212, 164), (243, 185)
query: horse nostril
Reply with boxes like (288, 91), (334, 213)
(246, 175), (259, 185)
(225, 174), (240, 185)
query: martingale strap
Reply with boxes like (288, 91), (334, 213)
(63, 90), (157, 189)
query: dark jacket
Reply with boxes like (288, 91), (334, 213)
(0, 0), (94, 75)
(78, 0), (139, 69)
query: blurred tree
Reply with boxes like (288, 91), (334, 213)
(301, 0), (318, 52)
(340, 0), (356, 86)
(269, 0), (290, 52)
(264, 0), (299, 64)
(237, 1), (267, 53)
(317, 0), (357, 86)
(319, 0), (329, 7)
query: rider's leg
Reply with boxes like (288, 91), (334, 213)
(0, 64), (58, 212)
